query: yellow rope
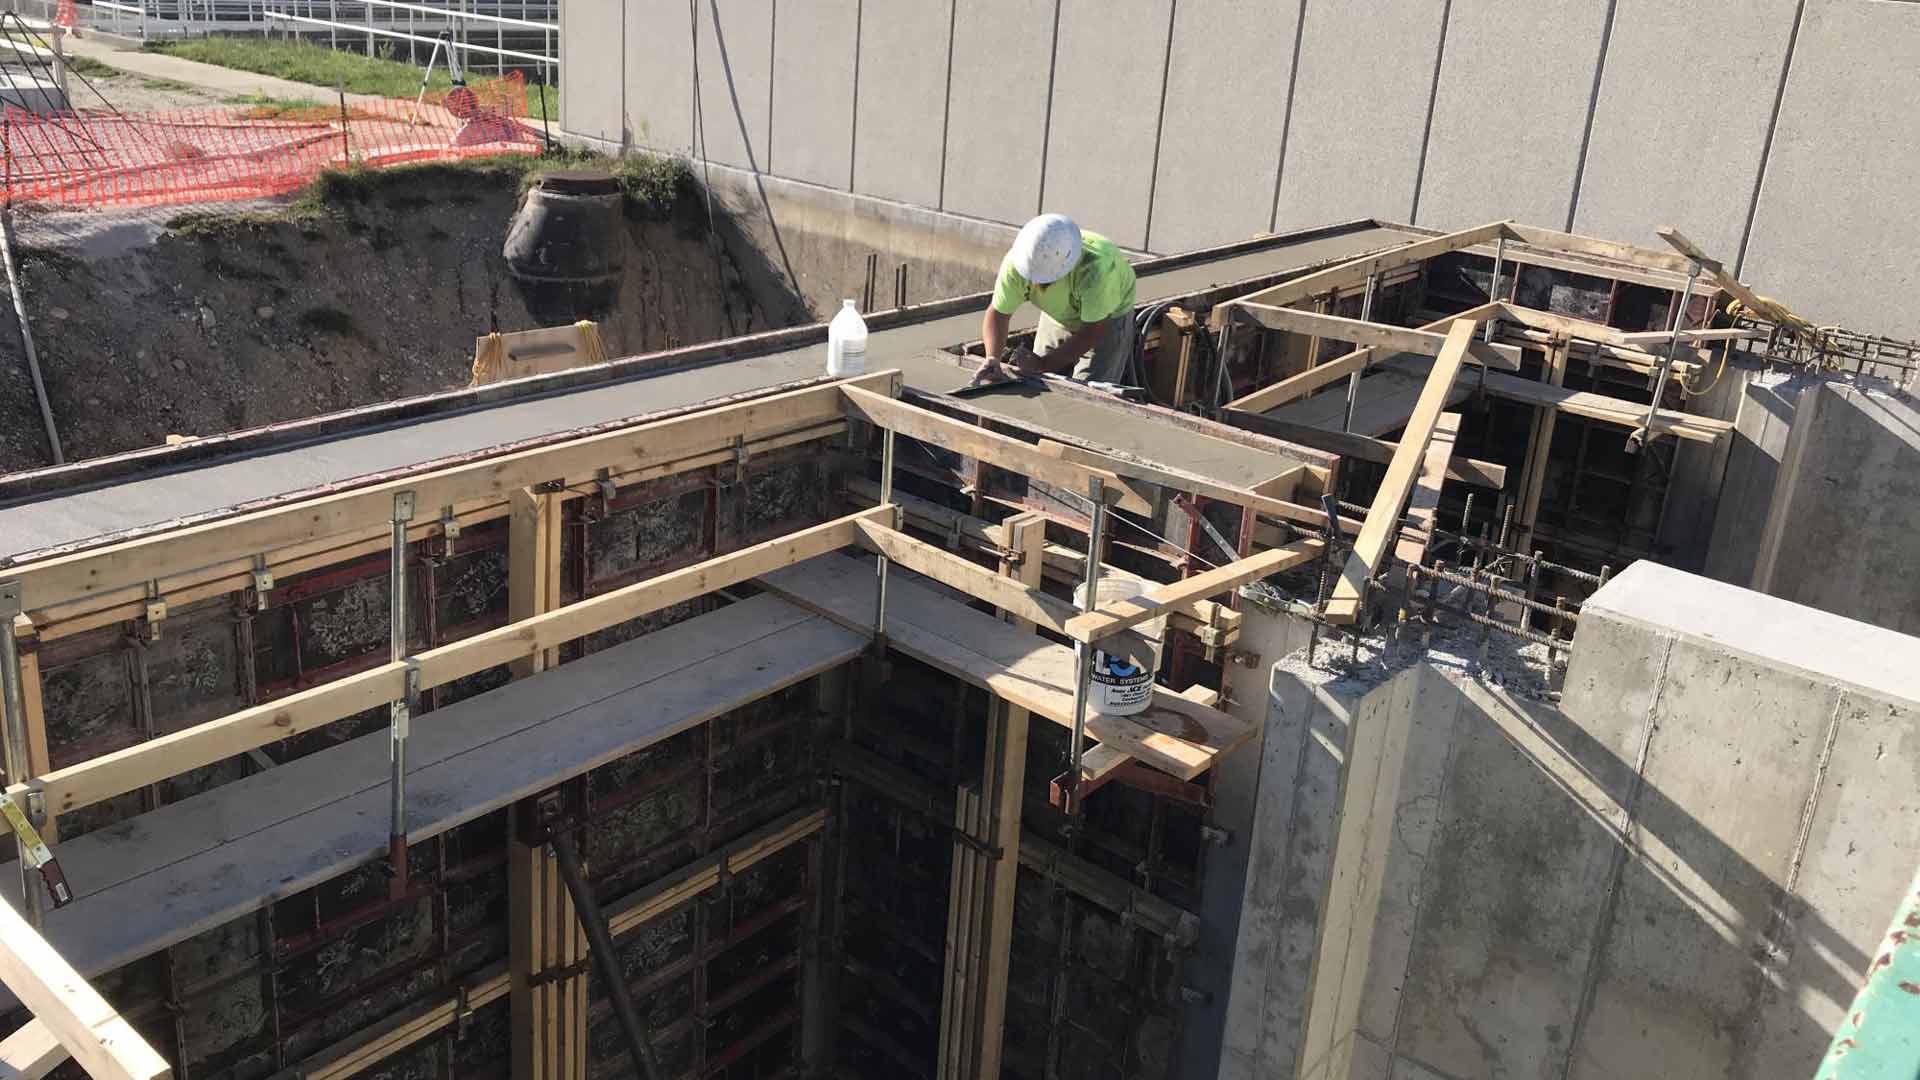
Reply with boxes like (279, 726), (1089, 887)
(575, 320), (608, 366)
(470, 332), (507, 386)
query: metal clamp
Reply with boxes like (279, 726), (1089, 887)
(143, 580), (167, 641)
(728, 434), (749, 486)
(250, 555), (273, 611)
(439, 506), (462, 542)
(0, 797), (70, 907)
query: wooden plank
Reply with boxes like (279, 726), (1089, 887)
(1233, 302), (1522, 368)
(1617, 327), (1761, 346)
(1494, 302), (1638, 346)
(0, 1019), (65, 1080)
(1264, 363), (1472, 440)
(1063, 539), (1322, 643)
(1394, 413), (1460, 566)
(0, 897), (170, 1080)
(841, 386), (1125, 503)
(759, 555), (1251, 780)
(1053, 685), (1219, 806)
(11, 508), (889, 819)
(9, 373), (894, 612)
(605, 808), (828, 937)
(1227, 222), (1513, 313)
(853, 520), (1152, 666)
(297, 968), (511, 1080)
(1502, 223), (1697, 277)
(1036, 441), (1154, 514)
(974, 515), (1043, 1079)
(1388, 355), (1732, 442)
(1015, 433), (1345, 534)
(1656, 226), (1773, 314)
(1218, 409), (1506, 489)
(1324, 320), (1477, 623)
(1514, 343), (1570, 555)
(14, 629), (51, 844)
(507, 486), (563, 679)
(1225, 302), (1505, 413)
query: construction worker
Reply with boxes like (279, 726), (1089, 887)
(974, 213), (1138, 385)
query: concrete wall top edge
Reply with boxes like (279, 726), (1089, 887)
(1581, 560), (1920, 709)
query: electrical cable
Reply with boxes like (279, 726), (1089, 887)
(688, 0), (738, 338)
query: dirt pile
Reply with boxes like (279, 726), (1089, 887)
(0, 160), (807, 473)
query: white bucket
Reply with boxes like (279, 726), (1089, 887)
(1074, 577), (1164, 717)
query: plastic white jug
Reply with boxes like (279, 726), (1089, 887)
(827, 299), (867, 376)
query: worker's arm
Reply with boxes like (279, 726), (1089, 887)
(1025, 318), (1112, 375)
(982, 307), (1012, 362)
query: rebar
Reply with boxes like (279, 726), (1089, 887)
(1067, 478), (1107, 801)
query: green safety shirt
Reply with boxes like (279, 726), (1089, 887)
(990, 230), (1137, 331)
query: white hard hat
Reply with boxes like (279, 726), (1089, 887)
(1010, 214), (1083, 284)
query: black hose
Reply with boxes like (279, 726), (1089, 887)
(547, 830), (665, 1080)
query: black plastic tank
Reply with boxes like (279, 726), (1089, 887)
(503, 169), (626, 325)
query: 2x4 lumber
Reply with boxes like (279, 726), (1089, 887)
(1226, 302), (1504, 414)
(1657, 227), (1778, 319)
(9, 507), (892, 819)
(1515, 343), (1571, 555)
(1224, 222), (1513, 314)
(1231, 302), (1522, 369)
(841, 479), (1233, 635)
(507, 486), (563, 679)
(0, 897), (170, 1080)
(1389, 355), (1731, 443)
(973, 515), (1043, 1080)
(1324, 320), (1477, 624)
(1394, 413), (1461, 567)
(1500, 223), (1697, 277)
(1036, 442), (1153, 513)
(9, 373), (893, 613)
(1218, 410), (1506, 489)
(606, 808), (827, 937)
(852, 520), (1151, 666)
(1058, 685), (1220, 804)
(1063, 538), (1322, 644)
(840, 386), (1125, 504)
(0, 1019), (65, 1080)
(1495, 302), (1632, 346)
(1617, 327), (1760, 346)
(295, 966), (511, 1080)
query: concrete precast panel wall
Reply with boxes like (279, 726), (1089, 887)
(569, 0), (1920, 341)
(1232, 563), (1920, 1079)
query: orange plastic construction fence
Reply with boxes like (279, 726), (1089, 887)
(1, 72), (541, 209)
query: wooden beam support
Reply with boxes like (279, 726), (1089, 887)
(1514, 342), (1571, 556)
(1218, 410), (1506, 489)
(10, 507), (892, 819)
(1500, 223), (1697, 277)
(0, 1020), (66, 1080)
(1324, 319), (1477, 624)
(1657, 226), (1779, 317)
(8, 372), (893, 613)
(1394, 413), (1460, 567)
(1384, 355), (1733, 443)
(1064, 538), (1323, 643)
(840, 385), (1125, 502)
(1617, 327), (1761, 346)
(1223, 222), (1513, 314)
(1226, 302), (1505, 414)
(1231, 301), (1522, 368)
(507, 486), (564, 679)
(0, 896), (171, 1080)
(1036, 441), (1154, 514)
(1495, 302), (1632, 345)
(1048, 685), (1218, 807)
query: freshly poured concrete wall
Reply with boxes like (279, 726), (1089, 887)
(1753, 380), (1920, 637)
(565, 0), (1920, 338)
(1231, 563), (1920, 1079)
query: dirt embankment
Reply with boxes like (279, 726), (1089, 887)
(0, 163), (807, 473)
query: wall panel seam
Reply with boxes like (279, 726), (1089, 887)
(1734, 0), (1809, 277)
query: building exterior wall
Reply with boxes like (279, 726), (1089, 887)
(565, 0), (1920, 340)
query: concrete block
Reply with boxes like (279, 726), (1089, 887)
(1754, 382), (1920, 638)
(1737, 693), (1920, 1075)
(1273, 0), (1447, 232)
(694, 0), (774, 171)
(769, 0), (857, 189)
(1148, 0), (1297, 253)
(563, 0), (625, 144)
(1703, 368), (1813, 587)
(1571, 0), (1798, 257)
(1038, 0), (1172, 249)
(1742, 1), (1920, 340)
(1221, 661), (1374, 1080)
(851, 0), (952, 207)
(941, 0), (1054, 223)
(1416, 0), (1609, 229)
(624, 0), (693, 152)
(1391, 676), (1617, 1079)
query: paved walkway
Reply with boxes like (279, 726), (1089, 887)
(41, 25), (386, 105)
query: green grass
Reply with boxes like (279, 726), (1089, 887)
(149, 37), (558, 118)
(140, 76), (193, 91)
(60, 54), (119, 79)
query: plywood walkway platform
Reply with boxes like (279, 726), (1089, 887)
(1, 595), (864, 996)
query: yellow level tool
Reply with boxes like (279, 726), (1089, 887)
(0, 798), (70, 907)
